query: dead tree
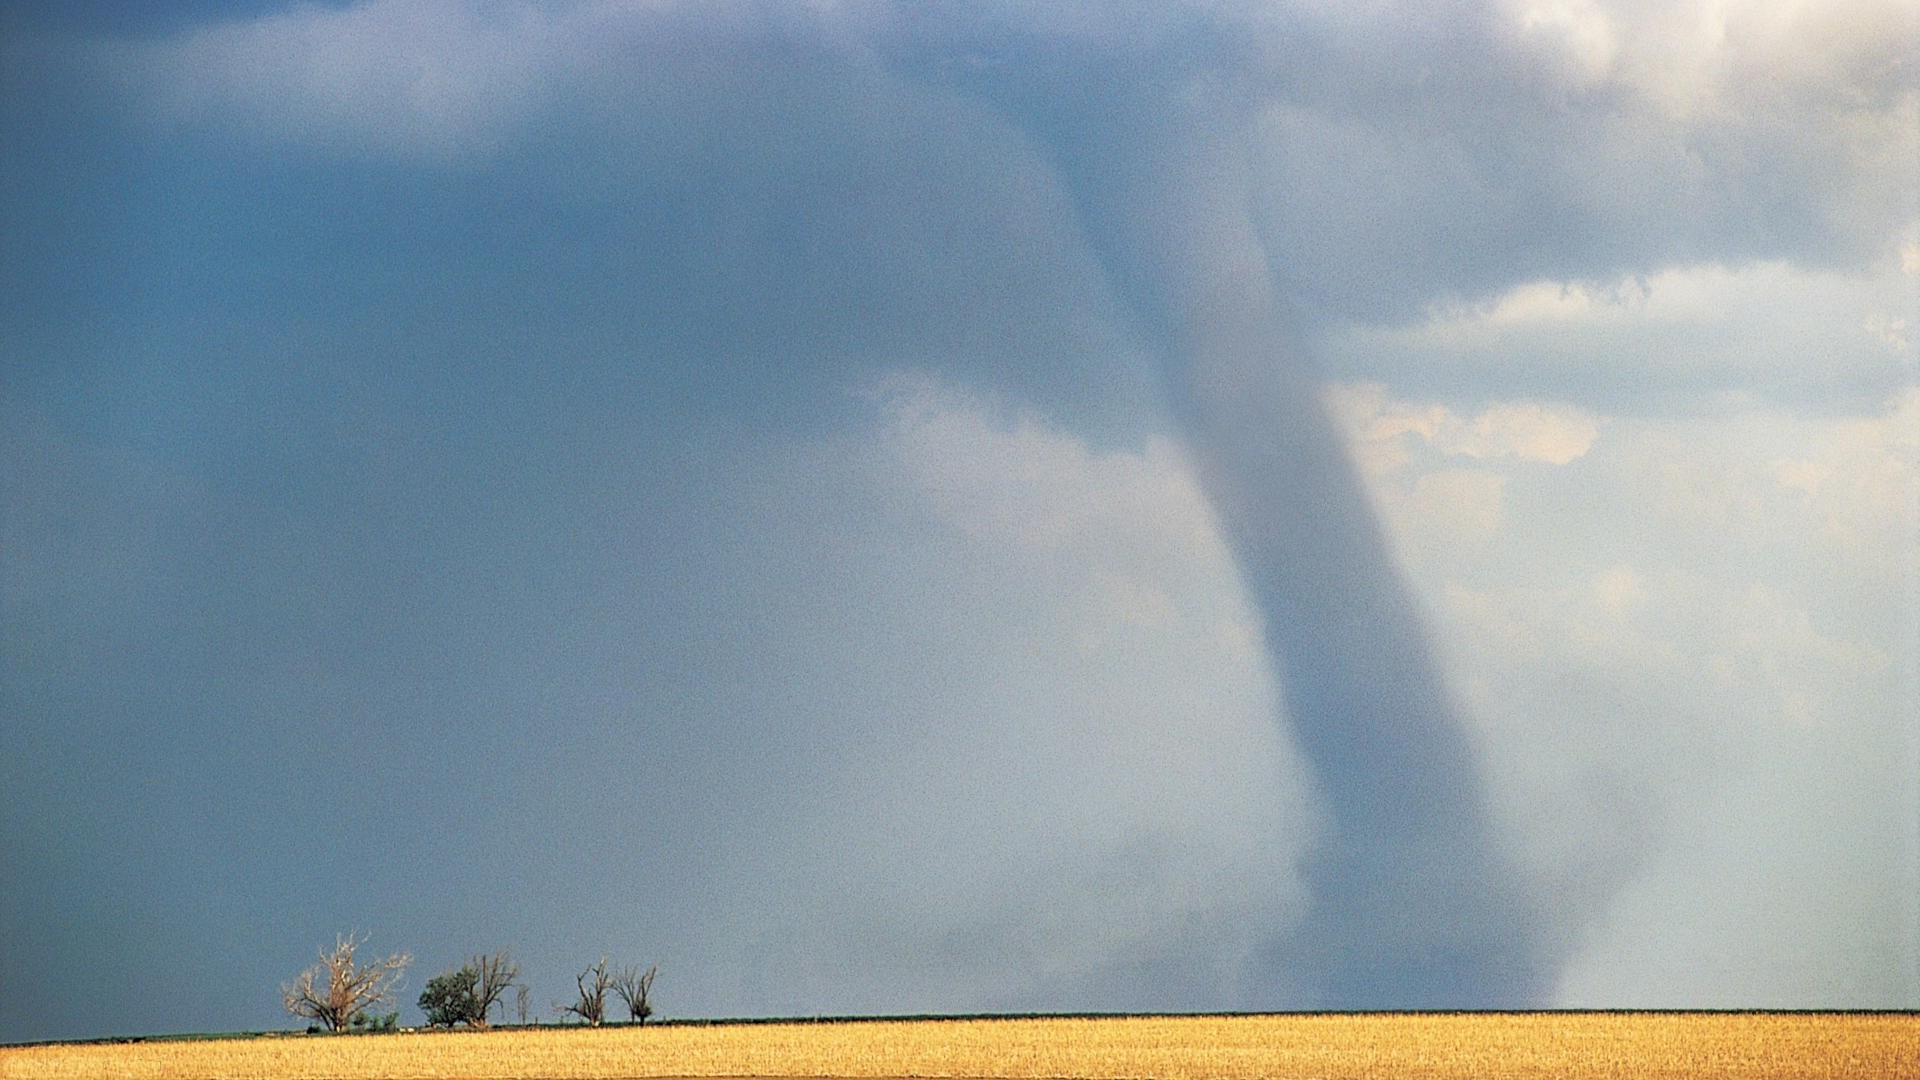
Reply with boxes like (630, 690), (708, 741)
(612, 963), (657, 1024)
(282, 932), (411, 1033)
(560, 957), (612, 1026)
(470, 948), (521, 1027)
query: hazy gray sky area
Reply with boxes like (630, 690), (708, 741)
(3, 0), (1917, 1042)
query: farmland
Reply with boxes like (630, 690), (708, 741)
(3, 1013), (1913, 1080)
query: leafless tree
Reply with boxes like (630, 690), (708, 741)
(282, 932), (411, 1033)
(470, 948), (520, 1027)
(515, 983), (531, 1025)
(560, 958), (611, 1026)
(611, 963), (657, 1024)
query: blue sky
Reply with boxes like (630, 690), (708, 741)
(2, 0), (1916, 1042)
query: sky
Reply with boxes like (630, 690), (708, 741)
(2, 0), (1917, 1043)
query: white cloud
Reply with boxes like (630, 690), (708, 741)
(1322, 253), (1920, 410)
(869, 375), (1225, 563)
(1325, 382), (1601, 465)
(1503, 0), (1620, 87)
(1461, 402), (1602, 464)
(1330, 380), (1919, 1003)
(1631, 390), (1920, 584)
(1325, 382), (1600, 570)
(1612, 0), (1917, 121)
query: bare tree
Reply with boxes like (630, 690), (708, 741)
(611, 963), (657, 1024)
(282, 932), (411, 1033)
(559, 957), (612, 1026)
(471, 948), (520, 1027)
(515, 983), (531, 1026)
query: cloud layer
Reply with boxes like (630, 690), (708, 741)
(2, 0), (1915, 1040)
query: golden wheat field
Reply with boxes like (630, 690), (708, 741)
(2, 1013), (1913, 1080)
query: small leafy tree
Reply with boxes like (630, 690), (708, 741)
(419, 949), (520, 1027)
(419, 966), (481, 1028)
(612, 964), (658, 1024)
(283, 932), (411, 1033)
(560, 958), (611, 1026)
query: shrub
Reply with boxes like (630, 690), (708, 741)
(349, 1010), (399, 1033)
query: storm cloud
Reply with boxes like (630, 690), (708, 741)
(2, 0), (1915, 1041)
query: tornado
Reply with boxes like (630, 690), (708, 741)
(890, 24), (1548, 1008)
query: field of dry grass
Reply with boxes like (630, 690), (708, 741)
(3, 1013), (1913, 1080)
